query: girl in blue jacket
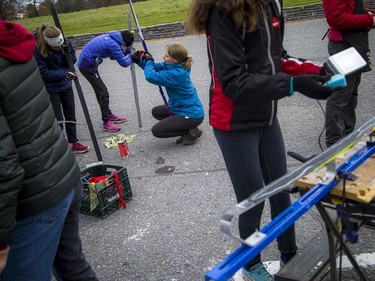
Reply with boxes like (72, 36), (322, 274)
(137, 43), (205, 145)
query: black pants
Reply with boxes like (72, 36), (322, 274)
(151, 105), (204, 138)
(49, 87), (78, 144)
(53, 181), (98, 281)
(325, 40), (361, 146)
(79, 68), (112, 123)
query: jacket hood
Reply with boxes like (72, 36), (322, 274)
(0, 20), (35, 63)
(109, 31), (123, 46)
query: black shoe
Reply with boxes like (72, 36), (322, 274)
(182, 134), (196, 146)
(176, 134), (188, 144)
(189, 127), (203, 139)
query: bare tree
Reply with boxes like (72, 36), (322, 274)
(38, 0), (52, 16)
(70, 0), (86, 12)
(0, 0), (21, 20)
(24, 0), (39, 17)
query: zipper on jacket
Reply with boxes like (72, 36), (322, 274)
(263, 14), (276, 126)
(206, 34), (216, 90)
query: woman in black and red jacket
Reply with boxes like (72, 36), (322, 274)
(323, 0), (375, 146)
(188, 0), (339, 279)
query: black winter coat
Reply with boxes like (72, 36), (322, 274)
(34, 39), (76, 93)
(206, 0), (291, 131)
(0, 55), (81, 245)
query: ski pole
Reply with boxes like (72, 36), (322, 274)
(127, 11), (143, 128)
(127, 0), (172, 116)
(50, 2), (103, 162)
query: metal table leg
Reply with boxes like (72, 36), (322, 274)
(316, 202), (369, 281)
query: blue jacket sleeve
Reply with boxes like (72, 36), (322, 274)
(144, 61), (178, 87)
(109, 41), (132, 68)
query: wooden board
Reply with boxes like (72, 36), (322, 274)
(295, 140), (375, 204)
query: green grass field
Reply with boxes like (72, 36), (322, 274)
(14, 0), (320, 36)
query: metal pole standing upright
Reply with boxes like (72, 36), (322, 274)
(127, 11), (142, 128)
(127, 0), (172, 116)
(50, 2), (103, 161)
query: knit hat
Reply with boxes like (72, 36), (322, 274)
(39, 25), (64, 47)
(121, 30), (134, 47)
(0, 20), (35, 63)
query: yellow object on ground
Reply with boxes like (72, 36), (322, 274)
(104, 134), (136, 148)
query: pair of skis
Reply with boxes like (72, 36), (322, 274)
(206, 116), (375, 281)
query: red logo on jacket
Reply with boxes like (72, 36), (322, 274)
(272, 17), (280, 28)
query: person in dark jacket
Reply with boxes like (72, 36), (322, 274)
(0, 20), (97, 281)
(34, 24), (89, 154)
(188, 1), (340, 280)
(134, 43), (205, 145)
(77, 30), (134, 132)
(322, 0), (375, 147)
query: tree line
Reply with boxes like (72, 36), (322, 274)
(0, 0), (146, 20)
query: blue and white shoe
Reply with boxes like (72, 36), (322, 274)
(242, 263), (274, 281)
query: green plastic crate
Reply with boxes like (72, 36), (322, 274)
(80, 163), (132, 218)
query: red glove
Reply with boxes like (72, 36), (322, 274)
(131, 50), (144, 64)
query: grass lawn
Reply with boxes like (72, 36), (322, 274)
(14, 0), (320, 36)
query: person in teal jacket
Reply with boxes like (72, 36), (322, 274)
(134, 43), (205, 145)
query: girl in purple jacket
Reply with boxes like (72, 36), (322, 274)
(77, 31), (134, 132)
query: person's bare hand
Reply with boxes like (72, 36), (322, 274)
(0, 245), (10, 274)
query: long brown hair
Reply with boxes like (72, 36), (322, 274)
(187, 0), (267, 34)
(36, 24), (62, 58)
(166, 43), (193, 70)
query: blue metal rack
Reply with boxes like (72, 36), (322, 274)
(205, 138), (375, 281)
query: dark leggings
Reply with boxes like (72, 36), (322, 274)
(79, 68), (112, 122)
(49, 88), (78, 144)
(151, 105), (203, 138)
(213, 118), (297, 267)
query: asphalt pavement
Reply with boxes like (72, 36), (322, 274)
(71, 18), (375, 281)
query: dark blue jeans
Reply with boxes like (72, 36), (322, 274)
(325, 40), (361, 146)
(53, 182), (98, 281)
(2, 189), (74, 281)
(213, 118), (297, 266)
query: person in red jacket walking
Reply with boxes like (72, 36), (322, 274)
(322, 0), (375, 146)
